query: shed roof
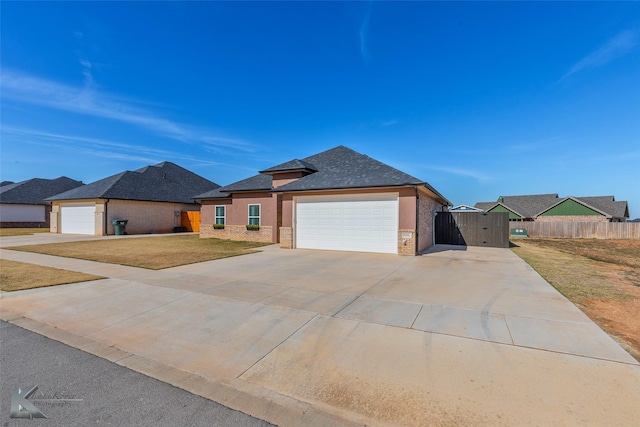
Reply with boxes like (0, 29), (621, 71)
(47, 162), (219, 204)
(0, 177), (84, 205)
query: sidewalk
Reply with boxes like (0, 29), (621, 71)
(2, 245), (639, 426)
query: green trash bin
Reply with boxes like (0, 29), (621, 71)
(112, 219), (128, 236)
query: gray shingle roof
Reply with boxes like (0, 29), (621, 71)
(214, 174), (273, 193)
(196, 145), (450, 205)
(475, 194), (559, 219)
(272, 146), (426, 191)
(475, 194), (629, 220)
(47, 162), (219, 204)
(0, 177), (84, 205)
(573, 196), (628, 219)
(474, 202), (499, 212)
(259, 159), (318, 174)
(192, 187), (232, 199)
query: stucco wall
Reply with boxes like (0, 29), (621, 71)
(272, 171), (304, 188)
(0, 204), (46, 222)
(107, 200), (199, 234)
(0, 204), (51, 228)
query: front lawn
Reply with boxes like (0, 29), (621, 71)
(0, 259), (104, 292)
(7, 235), (271, 270)
(0, 228), (50, 236)
(511, 238), (640, 361)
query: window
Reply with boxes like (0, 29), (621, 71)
(248, 204), (260, 225)
(215, 205), (225, 225)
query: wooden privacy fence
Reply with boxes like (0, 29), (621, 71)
(508, 221), (640, 239)
(181, 211), (201, 232)
(436, 212), (509, 248)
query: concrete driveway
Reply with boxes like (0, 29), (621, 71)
(1, 238), (639, 426)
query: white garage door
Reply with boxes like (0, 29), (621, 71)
(295, 194), (398, 254)
(61, 205), (96, 235)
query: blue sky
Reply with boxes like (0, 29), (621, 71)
(2, 1), (639, 217)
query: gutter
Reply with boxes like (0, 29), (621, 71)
(415, 186), (419, 255)
(104, 199), (109, 236)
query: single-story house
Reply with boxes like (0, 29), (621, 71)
(46, 162), (219, 235)
(195, 145), (451, 255)
(475, 194), (629, 222)
(450, 204), (484, 212)
(0, 177), (84, 228)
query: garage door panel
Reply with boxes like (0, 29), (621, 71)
(61, 205), (95, 235)
(296, 195), (398, 254)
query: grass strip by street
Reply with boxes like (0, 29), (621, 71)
(511, 238), (640, 361)
(0, 228), (50, 237)
(0, 259), (104, 292)
(7, 235), (271, 270)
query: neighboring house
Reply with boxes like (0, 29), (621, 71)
(475, 194), (629, 222)
(195, 146), (451, 255)
(0, 177), (84, 228)
(450, 204), (484, 212)
(47, 162), (219, 235)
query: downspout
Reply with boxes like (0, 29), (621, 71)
(433, 206), (437, 247)
(415, 186), (419, 255)
(104, 199), (109, 236)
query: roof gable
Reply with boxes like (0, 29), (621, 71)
(47, 162), (219, 204)
(450, 204), (483, 212)
(488, 203), (524, 219)
(0, 176), (84, 205)
(537, 196), (609, 218)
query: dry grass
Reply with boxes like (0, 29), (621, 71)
(0, 259), (104, 292)
(511, 238), (640, 361)
(7, 235), (271, 270)
(0, 228), (50, 236)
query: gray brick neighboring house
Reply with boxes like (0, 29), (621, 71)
(475, 194), (629, 222)
(0, 177), (84, 228)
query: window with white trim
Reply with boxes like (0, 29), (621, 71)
(248, 204), (260, 225)
(215, 206), (225, 225)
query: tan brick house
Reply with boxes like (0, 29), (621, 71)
(47, 162), (219, 235)
(195, 146), (450, 255)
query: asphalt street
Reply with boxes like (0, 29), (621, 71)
(0, 321), (273, 427)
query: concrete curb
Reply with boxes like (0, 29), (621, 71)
(0, 311), (365, 427)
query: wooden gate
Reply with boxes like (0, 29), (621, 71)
(181, 211), (201, 232)
(435, 212), (509, 248)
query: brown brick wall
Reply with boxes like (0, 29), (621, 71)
(536, 215), (608, 223)
(200, 224), (273, 243)
(417, 193), (442, 253)
(279, 227), (293, 248)
(398, 229), (416, 255)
